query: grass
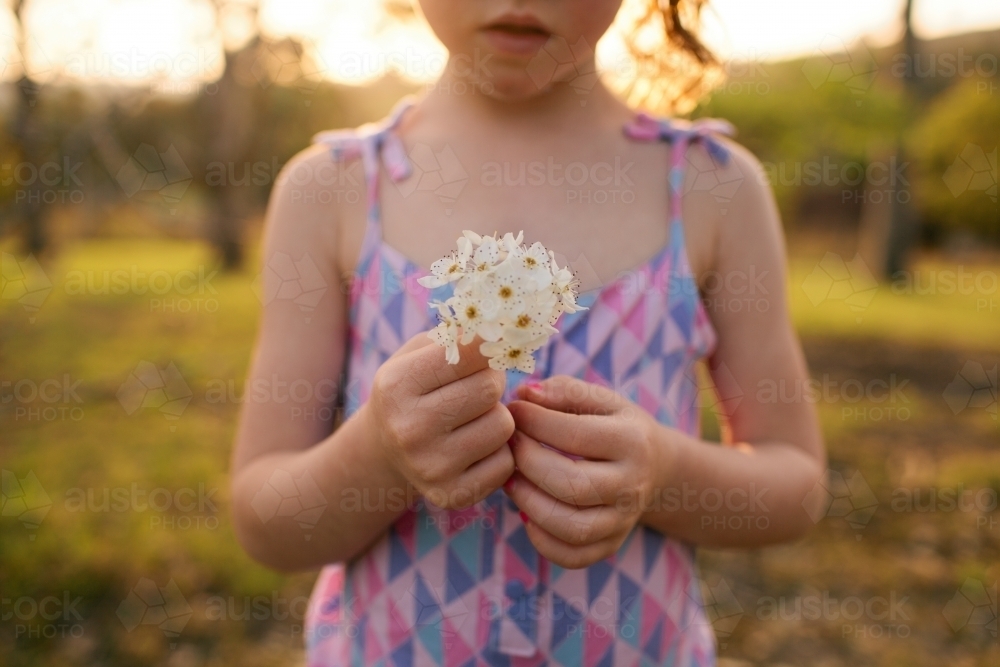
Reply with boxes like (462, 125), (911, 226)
(788, 254), (1000, 351)
(2, 238), (998, 666)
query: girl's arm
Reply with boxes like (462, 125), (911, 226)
(638, 140), (826, 546)
(504, 143), (825, 566)
(229, 146), (408, 571)
(230, 148), (515, 572)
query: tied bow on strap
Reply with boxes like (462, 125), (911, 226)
(623, 111), (735, 165)
(312, 97), (415, 182)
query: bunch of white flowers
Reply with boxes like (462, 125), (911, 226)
(418, 230), (586, 372)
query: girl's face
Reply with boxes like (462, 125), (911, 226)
(417, 0), (623, 101)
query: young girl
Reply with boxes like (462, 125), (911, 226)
(231, 1), (825, 665)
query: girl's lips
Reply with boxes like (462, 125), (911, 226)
(481, 25), (551, 56)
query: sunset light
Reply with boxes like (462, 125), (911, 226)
(2, 0), (999, 88)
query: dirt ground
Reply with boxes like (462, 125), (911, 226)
(700, 335), (999, 667)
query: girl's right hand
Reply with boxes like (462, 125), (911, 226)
(363, 332), (516, 510)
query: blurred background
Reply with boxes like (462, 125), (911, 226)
(0, 0), (997, 665)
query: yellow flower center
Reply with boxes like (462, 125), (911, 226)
(516, 314), (531, 328)
(525, 257), (537, 267)
(499, 286), (512, 299)
(465, 305), (478, 319)
(506, 348), (522, 359)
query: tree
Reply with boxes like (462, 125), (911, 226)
(7, 0), (46, 254)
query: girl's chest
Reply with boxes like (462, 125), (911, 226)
(335, 138), (717, 292)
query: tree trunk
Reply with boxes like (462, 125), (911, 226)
(201, 43), (260, 270)
(12, 75), (46, 255)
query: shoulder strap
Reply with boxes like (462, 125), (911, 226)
(312, 96), (416, 225)
(624, 112), (735, 221)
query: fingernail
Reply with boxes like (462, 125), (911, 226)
(518, 511), (529, 524)
(524, 381), (543, 394)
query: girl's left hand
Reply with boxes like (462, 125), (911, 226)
(504, 375), (670, 569)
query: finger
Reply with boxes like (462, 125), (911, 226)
(522, 517), (625, 570)
(508, 429), (610, 507)
(447, 402), (516, 469)
(415, 367), (506, 431)
(456, 443), (515, 506)
(507, 399), (616, 460)
(507, 473), (621, 546)
(424, 444), (514, 510)
(390, 330), (437, 358)
(403, 334), (494, 394)
(516, 375), (625, 415)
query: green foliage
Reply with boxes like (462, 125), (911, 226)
(694, 43), (998, 239)
(907, 80), (1000, 238)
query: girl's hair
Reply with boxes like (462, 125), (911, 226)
(618, 0), (721, 114)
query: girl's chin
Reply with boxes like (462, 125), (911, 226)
(476, 73), (557, 103)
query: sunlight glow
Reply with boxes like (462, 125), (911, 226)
(1, 0), (997, 87)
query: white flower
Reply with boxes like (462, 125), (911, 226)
(450, 294), (501, 342)
(428, 301), (460, 363)
(423, 231), (586, 371)
(471, 235), (501, 272)
(501, 231), (524, 253)
(550, 252), (585, 313)
(417, 238), (473, 288)
(480, 264), (528, 321)
(512, 241), (552, 290)
(502, 299), (558, 344)
(480, 338), (545, 373)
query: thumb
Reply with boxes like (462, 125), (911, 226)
(515, 375), (624, 415)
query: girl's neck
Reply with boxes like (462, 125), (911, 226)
(417, 54), (634, 137)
